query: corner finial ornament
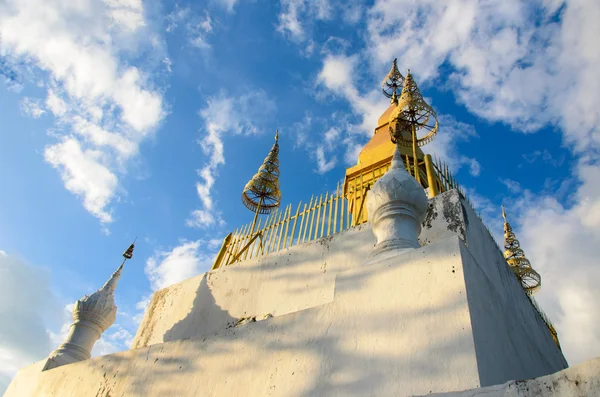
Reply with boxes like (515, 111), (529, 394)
(43, 241), (135, 371)
(382, 58), (404, 105)
(502, 206), (541, 295)
(366, 145), (428, 260)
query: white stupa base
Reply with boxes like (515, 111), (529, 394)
(6, 235), (567, 396)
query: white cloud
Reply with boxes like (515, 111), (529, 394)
(317, 54), (388, 136)
(20, 97), (45, 118)
(145, 240), (219, 291)
(513, 160), (600, 366)
(165, 4), (189, 32)
(0, 0), (165, 224)
(499, 178), (522, 194)
(426, 114), (481, 177)
(522, 149), (565, 168)
(216, 0), (239, 13)
(45, 138), (118, 223)
(277, 0), (333, 42)
(165, 6), (213, 48)
(104, 0), (146, 31)
(365, 0), (600, 152)
(0, 251), (60, 395)
(188, 15), (213, 48)
(45, 90), (68, 116)
(315, 146), (336, 174)
(187, 91), (275, 228)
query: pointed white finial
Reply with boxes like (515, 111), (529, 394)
(43, 242), (134, 371)
(366, 146), (429, 260)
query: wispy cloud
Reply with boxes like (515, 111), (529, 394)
(165, 5), (213, 48)
(145, 239), (221, 291)
(366, 1), (600, 152)
(187, 91), (276, 228)
(20, 97), (45, 118)
(1, 0), (166, 224)
(509, 159), (600, 366)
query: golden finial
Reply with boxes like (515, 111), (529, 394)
(502, 207), (541, 295)
(123, 238), (136, 260)
(388, 68), (438, 183)
(381, 58), (404, 104)
(242, 134), (282, 236)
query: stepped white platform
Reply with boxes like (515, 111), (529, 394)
(6, 190), (582, 397)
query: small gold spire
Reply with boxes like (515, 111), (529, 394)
(388, 69), (438, 148)
(388, 68), (438, 184)
(122, 238), (136, 260)
(242, 135), (282, 238)
(502, 206), (541, 295)
(382, 58), (404, 104)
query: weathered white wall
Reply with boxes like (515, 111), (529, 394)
(5, 190), (570, 397)
(134, 190), (472, 349)
(7, 237), (482, 397)
(424, 356), (600, 397)
(132, 223), (376, 348)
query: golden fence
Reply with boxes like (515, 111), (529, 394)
(212, 153), (470, 270)
(212, 183), (352, 270)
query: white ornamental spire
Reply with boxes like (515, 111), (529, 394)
(366, 146), (428, 260)
(43, 241), (135, 371)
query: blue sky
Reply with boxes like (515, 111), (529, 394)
(1, 0), (599, 392)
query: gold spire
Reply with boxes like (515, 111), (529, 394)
(123, 238), (136, 260)
(242, 132), (281, 236)
(502, 206), (541, 295)
(381, 58), (404, 105)
(388, 69), (438, 183)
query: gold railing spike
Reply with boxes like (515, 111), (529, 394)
(302, 195), (314, 243)
(327, 189), (334, 235)
(320, 192), (329, 238)
(289, 201), (302, 248)
(277, 204), (290, 252)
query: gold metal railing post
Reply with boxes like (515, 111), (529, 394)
(211, 233), (232, 270)
(424, 154), (439, 198)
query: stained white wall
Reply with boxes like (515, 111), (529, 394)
(132, 223), (376, 348)
(426, 356), (600, 397)
(6, 190), (570, 397)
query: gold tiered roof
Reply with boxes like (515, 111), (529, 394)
(343, 62), (448, 225)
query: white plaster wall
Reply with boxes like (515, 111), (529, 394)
(132, 189), (568, 375)
(5, 232), (570, 397)
(424, 356), (600, 397)
(132, 191), (462, 349)
(7, 237), (481, 397)
(132, 223), (376, 348)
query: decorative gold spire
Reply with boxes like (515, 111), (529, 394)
(242, 132), (281, 236)
(502, 206), (541, 295)
(388, 69), (438, 183)
(123, 238), (135, 260)
(381, 58), (404, 104)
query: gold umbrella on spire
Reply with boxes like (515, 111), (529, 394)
(502, 206), (541, 295)
(381, 58), (404, 105)
(242, 130), (281, 236)
(388, 69), (438, 183)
